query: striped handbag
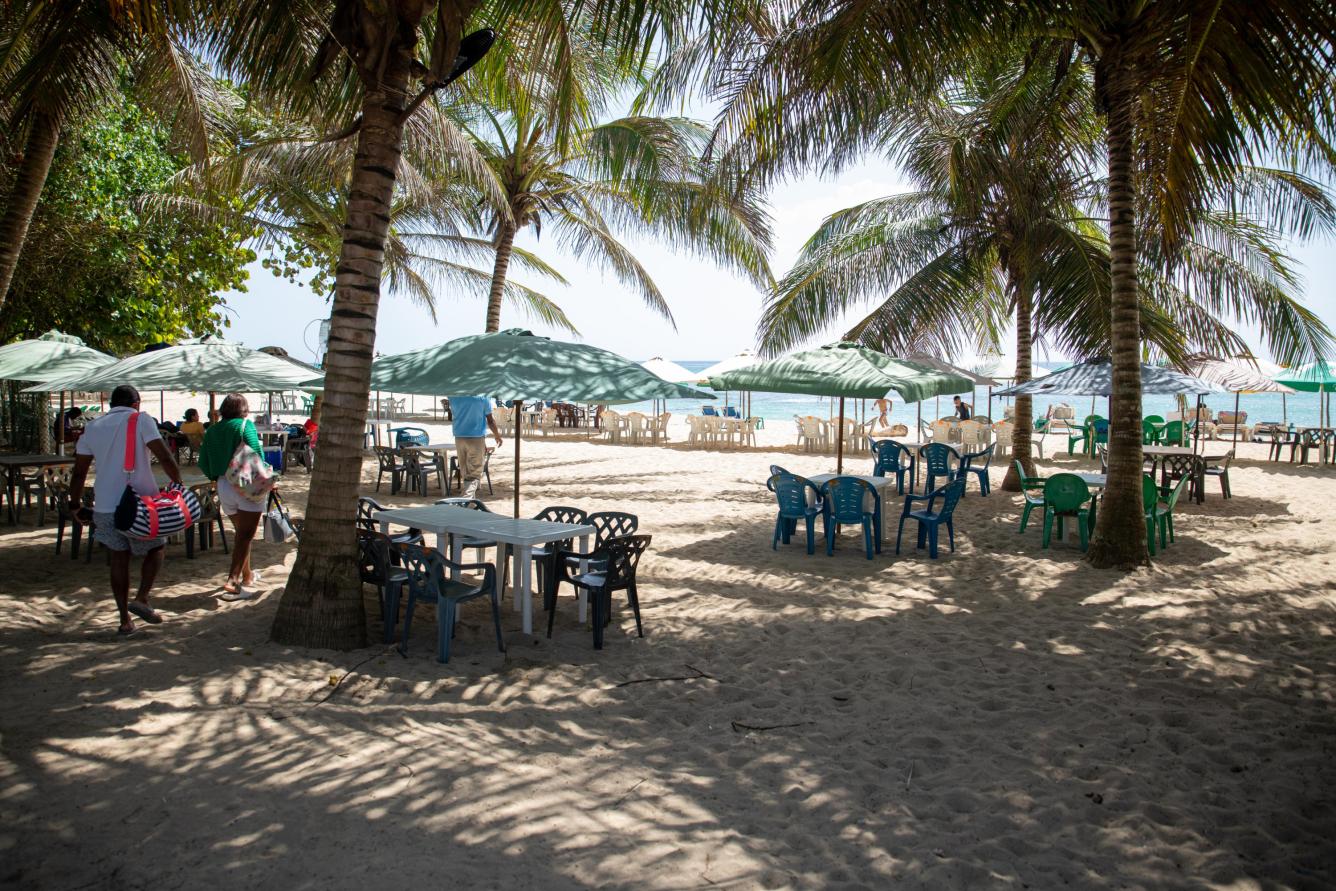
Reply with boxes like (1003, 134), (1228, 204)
(113, 412), (200, 539)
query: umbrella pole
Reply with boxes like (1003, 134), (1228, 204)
(988, 386), (993, 421)
(57, 391), (65, 455)
(513, 399), (522, 518)
(836, 397), (846, 475)
(917, 401), (922, 438)
(1233, 391), (1241, 444)
(159, 390), (165, 420)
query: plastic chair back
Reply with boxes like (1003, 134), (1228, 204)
(1162, 420), (1186, 445)
(587, 511), (639, 549)
(1043, 474), (1091, 513)
(1141, 474), (1158, 508)
(534, 505), (587, 525)
(1143, 415), (1165, 425)
(392, 426), (430, 447)
(357, 532), (394, 586)
(935, 478), (967, 520)
(1163, 472), (1191, 511)
(599, 535), (652, 589)
(821, 476), (876, 523)
(920, 442), (958, 476)
(356, 496), (388, 534)
(871, 440), (906, 475)
(398, 543), (442, 602)
(769, 473), (820, 518)
(962, 443), (994, 471)
(373, 446), (400, 471)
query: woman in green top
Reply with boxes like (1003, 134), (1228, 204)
(200, 393), (266, 600)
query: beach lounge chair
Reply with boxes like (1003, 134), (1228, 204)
(1041, 473), (1094, 551)
(1215, 411), (1249, 440)
(550, 534), (650, 649)
(396, 543), (503, 663)
(769, 472), (822, 554)
(702, 405), (718, 417)
(896, 478), (965, 559)
(820, 476), (880, 559)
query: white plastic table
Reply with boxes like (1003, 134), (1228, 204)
(373, 505), (594, 634)
(807, 473), (895, 545)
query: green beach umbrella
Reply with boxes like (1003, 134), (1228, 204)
(709, 341), (975, 473)
(1274, 361), (1336, 438)
(0, 330), (114, 383)
(362, 329), (713, 514)
(28, 336), (324, 394)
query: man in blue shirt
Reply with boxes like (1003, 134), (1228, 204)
(448, 395), (503, 498)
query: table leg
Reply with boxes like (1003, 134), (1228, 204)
(435, 532), (446, 554)
(512, 546), (524, 613)
(450, 537), (462, 582)
(516, 543), (534, 634)
(6, 467), (16, 525)
(379, 520), (390, 536)
(577, 533), (591, 623)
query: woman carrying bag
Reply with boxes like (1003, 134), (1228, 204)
(199, 393), (273, 601)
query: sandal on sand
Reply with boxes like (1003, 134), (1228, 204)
(117, 623), (136, 636)
(246, 570), (265, 587)
(127, 601), (163, 624)
(220, 586), (254, 602)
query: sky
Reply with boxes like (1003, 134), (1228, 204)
(221, 154), (1336, 368)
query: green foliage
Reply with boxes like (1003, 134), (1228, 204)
(0, 94), (253, 351)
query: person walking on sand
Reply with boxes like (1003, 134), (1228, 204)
(447, 394), (503, 499)
(865, 397), (892, 430)
(199, 393), (267, 601)
(67, 385), (183, 636)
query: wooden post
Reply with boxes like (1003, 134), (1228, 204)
(513, 399), (523, 518)
(836, 396), (846, 474)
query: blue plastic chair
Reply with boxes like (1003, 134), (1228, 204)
(701, 405), (719, 416)
(896, 478), (966, 559)
(957, 444), (995, 496)
(396, 543), (504, 663)
(819, 476), (880, 559)
(769, 472), (822, 554)
(390, 425), (430, 447)
(358, 532), (407, 643)
(870, 440), (915, 494)
(918, 442), (960, 493)
(722, 406), (742, 419)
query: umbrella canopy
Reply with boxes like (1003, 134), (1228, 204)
(995, 359), (1225, 397)
(640, 357), (699, 383)
(28, 336), (324, 393)
(362, 329), (713, 517)
(907, 353), (1000, 387)
(957, 350), (1052, 381)
(1182, 355), (1295, 394)
(709, 342), (974, 403)
(365, 329), (710, 403)
(1273, 360), (1336, 393)
(695, 350), (758, 383)
(0, 330), (115, 383)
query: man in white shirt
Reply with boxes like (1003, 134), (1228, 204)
(68, 385), (183, 636)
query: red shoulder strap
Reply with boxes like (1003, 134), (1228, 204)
(123, 411), (139, 473)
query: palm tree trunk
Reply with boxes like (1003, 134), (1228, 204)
(484, 220), (516, 333)
(0, 111), (61, 315)
(1088, 61), (1148, 568)
(270, 55), (413, 649)
(1001, 271), (1035, 491)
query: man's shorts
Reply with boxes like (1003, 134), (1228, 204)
(93, 513), (166, 557)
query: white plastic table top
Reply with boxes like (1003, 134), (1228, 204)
(807, 473), (894, 491)
(374, 505), (595, 635)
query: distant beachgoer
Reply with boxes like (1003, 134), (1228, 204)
(866, 398), (892, 429)
(954, 396), (972, 420)
(67, 385), (183, 636)
(447, 395), (503, 499)
(199, 393), (266, 601)
(53, 406), (83, 446)
(180, 409), (204, 439)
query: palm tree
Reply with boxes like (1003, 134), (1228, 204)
(461, 41), (773, 333)
(660, 0), (1336, 567)
(196, 0), (709, 648)
(0, 0), (221, 322)
(159, 106), (579, 332)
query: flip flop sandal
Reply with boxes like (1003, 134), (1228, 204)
(127, 602), (163, 624)
(117, 624), (137, 637)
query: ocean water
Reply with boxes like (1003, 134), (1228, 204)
(619, 360), (1333, 430)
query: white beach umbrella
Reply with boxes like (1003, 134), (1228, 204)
(640, 357), (698, 383)
(696, 350), (760, 415)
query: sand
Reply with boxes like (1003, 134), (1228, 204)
(2, 403), (1335, 889)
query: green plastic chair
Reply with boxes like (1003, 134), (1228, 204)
(1141, 419), (1159, 444)
(1141, 474), (1160, 556)
(1147, 473), (1190, 553)
(1014, 459), (1046, 533)
(1144, 415), (1165, 425)
(1067, 414), (1106, 456)
(1161, 420), (1186, 446)
(1042, 473), (1094, 551)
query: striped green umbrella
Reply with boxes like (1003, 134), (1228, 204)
(708, 341), (974, 472)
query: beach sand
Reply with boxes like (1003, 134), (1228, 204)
(2, 407), (1335, 889)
